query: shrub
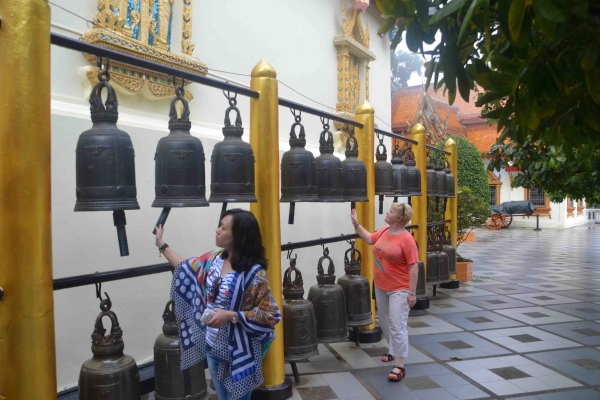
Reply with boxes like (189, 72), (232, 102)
(456, 186), (489, 249)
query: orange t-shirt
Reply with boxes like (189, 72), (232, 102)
(370, 227), (419, 291)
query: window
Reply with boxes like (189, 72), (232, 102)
(530, 188), (545, 206)
(489, 185), (497, 205)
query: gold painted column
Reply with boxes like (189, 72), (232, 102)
(444, 139), (458, 279)
(411, 124), (428, 273)
(0, 0), (57, 399)
(249, 60), (290, 396)
(354, 101), (378, 332)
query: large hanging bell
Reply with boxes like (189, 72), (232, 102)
(435, 162), (447, 198)
(209, 93), (257, 203)
(337, 242), (372, 327)
(416, 260), (426, 297)
(442, 226), (457, 276)
(435, 232), (450, 282)
(426, 160), (438, 197)
(79, 296), (140, 399)
(444, 160), (456, 198)
(426, 232), (440, 285)
(307, 248), (348, 342)
(154, 300), (207, 400)
(403, 148), (422, 196)
(390, 144), (409, 197)
(281, 115), (317, 203)
(374, 142), (394, 196)
(75, 69), (139, 256)
(341, 129), (368, 202)
(283, 256), (319, 362)
(314, 121), (344, 202)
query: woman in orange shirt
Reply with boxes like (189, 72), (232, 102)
(350, 202), (419, 382)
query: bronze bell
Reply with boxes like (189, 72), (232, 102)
(152, 86), (209, 232)
(154, 300), (207, 400)
(337, 242), (372, 327)
(435, 162), (447, 198)
(442, 227), (456, 275)
(403, 148), (422, 196)
(426, 160), (438, 197)
(445, 160), (456, 198)
(209, 93), (257, 203)
(390, 144), (409, 197)
(374, 141), (394, 214)
(426, 232), (440, 285)
(341, 129), (368, 203)
(283, 256), (319, 362)
(307, 247), (348, 342)
(79, 295), (140, 399)
(435, 232), (450, 282)
(281, 116), (317, 203)
(314, 121), (344, 202)
(75, 68), (139, 257)
(416, 260), (426, 297)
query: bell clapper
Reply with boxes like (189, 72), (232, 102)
(113, 210), (129, 257)
(152, 207), (172, 235)
(288, 202), (296, 225)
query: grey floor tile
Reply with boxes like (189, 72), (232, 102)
(444, 384), (490, 400)
(413, 387), (460, 400)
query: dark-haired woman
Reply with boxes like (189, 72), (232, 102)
(155, 209), (280, 400)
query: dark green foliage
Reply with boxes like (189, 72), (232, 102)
(456, 186), (489, 246)
(439, 135), (488, 201)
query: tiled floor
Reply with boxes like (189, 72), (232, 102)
(149, 226), (600, 400)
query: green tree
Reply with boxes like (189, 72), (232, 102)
(391, 49), (424, 89)
(376, 0), (600, 201)
(456, 186), (489, 249)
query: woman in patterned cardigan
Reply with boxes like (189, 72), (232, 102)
(155, 208), (281, 400)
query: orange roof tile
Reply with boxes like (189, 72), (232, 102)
(467, 122), (500, 154)
(427, 85), (484, 120)
(391, 87), (424, 132)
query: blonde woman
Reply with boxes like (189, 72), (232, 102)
(350, 202), (418, 382)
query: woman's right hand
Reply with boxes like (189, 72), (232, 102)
(350, 209), (359, 228)
(155, 225), (165, 248)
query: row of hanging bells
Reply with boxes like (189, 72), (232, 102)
(426, 157), (456, 198)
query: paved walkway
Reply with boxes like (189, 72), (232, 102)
(150, 224), (600, 400)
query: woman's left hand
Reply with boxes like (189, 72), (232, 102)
(206, 309), (236, 328)
(407, 294), (417, 308)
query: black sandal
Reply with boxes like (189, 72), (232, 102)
(387, 365), (406, 382)
(381, 354), (396, 362)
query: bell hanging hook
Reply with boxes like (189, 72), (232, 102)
(94, 282), (112, 312)
(320, 116), (330, 131)
(95, 56), (111, 83)
(223, 90), (237, 107)
(290, 108), (302, 123)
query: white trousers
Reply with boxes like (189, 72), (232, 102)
(375, 286), (410, 358)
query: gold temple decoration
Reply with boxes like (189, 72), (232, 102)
(393, 93), (450, 149)
(80, 0), (207, 101)
(333, 2), (376, 139)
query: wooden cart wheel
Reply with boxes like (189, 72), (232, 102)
(485, 213), (505, 230)
(502, 214), (513, 228)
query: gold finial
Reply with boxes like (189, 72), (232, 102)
(355, 100), (374, 115)
(251, 59), (277, 78)
(411, 123), (426, 136)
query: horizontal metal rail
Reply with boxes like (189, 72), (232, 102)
(375, 128), (418, 144)
(427, 220), (451, 227)
(426, 144), (451, 155)
(53, 263), (172, 290)
(50, 33), (260, 98)
(278, 98), (363, 128)
(281, 234), (360, 251)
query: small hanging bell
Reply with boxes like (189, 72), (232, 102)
(426, 231), (440, 285)
(416, 260), (426, 297)
(314, 120), (344, 202)
(283, 255), (319, 362)
(444, 159), (456, 198)
(403, 148), (422, 196)
(337, 241), (372, 327)
(154, 300), (207, 399)
(307, 247), (349, 342)
(75, 66), (139, 257)
(209, 92), (257, 203)
(426, 159), (438, 197)
(435, 231), (450, 282)
(79, 295), (140, 399)
(374, 139), (394, 214)
(435, 162), (447, 198)
(152, 85), (209, 233)
(341, 128), (368, 203)
(390, 144), (409, 198)
(442, 226), (456, 276)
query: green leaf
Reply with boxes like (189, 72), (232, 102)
(444, 56), (458, 105)
(482, 108), (503, 119)
(534, 0), (568, 23)
(582, 39), (600, 71)
(490, 54), (520, 71)
(390, 25), (404, 50)
(585, 67), (600, 106)
(416, 0), (430, 32)
(376, 0), (398, 15)
(406, 21), (423, 52)
(475, 91), (507, 106)
(456, 61), (470, 102)
(508, 0), (526, 41)
(484, 3), (491, 53)
(429, 0), (468, 24)
(475, 72), (517, 91)
(378, 17), (397, 37)
(458, 0), (480, 43)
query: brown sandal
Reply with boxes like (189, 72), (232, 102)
(381, 354), (396, 362)
(387, 365), (406, 382)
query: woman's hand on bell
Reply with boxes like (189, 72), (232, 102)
(350, 209), (359, 227)
(206, 309), (235, 328)
(155, 225), (165, 248)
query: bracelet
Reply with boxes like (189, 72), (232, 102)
(158, 243), (169, 257)
(408, 291), (416, 296)
(353, 224), (360, 229)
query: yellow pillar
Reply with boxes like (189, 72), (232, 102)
(0, 0), (57, 399)
(249, 60), (289, 394)
(410, 124), (428, 274)
(444, 138), (458, 279)
(354, 101), (377, 331)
